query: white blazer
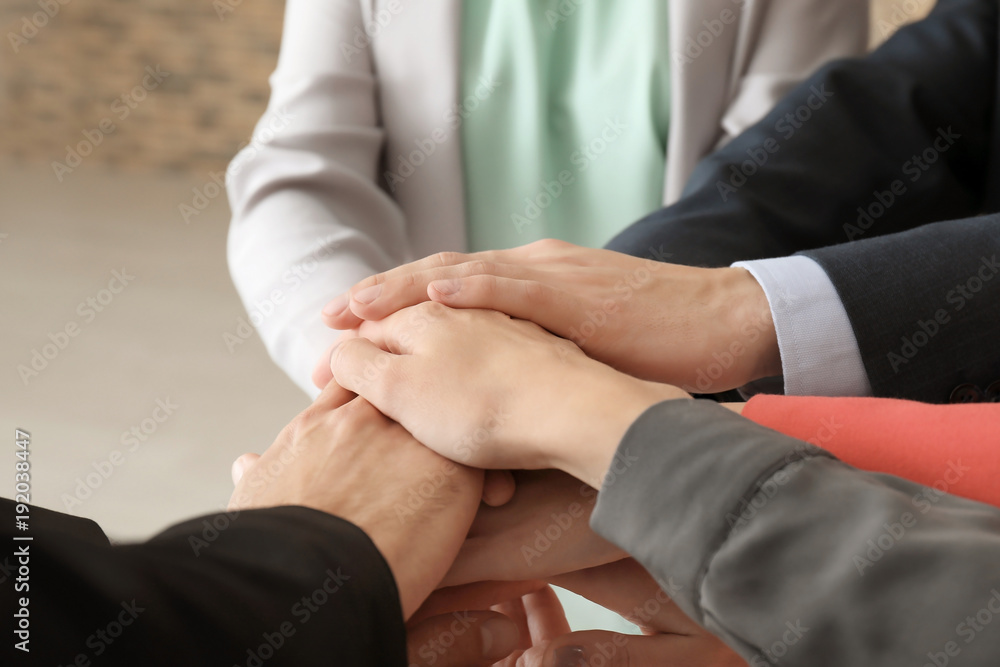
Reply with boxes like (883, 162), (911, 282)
(227, 0), (870, 396)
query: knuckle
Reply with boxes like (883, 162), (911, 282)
(431, 251), (465, 269)
(415, 300), (449, 318)
(522, 279), (547, 302)
(533, 238), (567, 252)
(337, 396), (379, 423)
(463, 259), (494, 277)
(400, 271), (419, 290)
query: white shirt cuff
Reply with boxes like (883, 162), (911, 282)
(732, 256), (872, 397)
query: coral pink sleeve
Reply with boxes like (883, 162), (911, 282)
(743, 395), (1000, 507)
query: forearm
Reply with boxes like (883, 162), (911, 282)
(15, 503), (406, 666)
(588, 401), (1000, 666)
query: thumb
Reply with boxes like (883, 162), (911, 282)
(329, 336), (400, 409)
(230, 453), (260, 485)
(523, 630), (714, 667)
(407, 611), (520, 667)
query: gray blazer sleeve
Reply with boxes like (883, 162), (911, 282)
(591, 400), (1000, 666)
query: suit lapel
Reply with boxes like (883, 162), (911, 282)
(664, 0), (743, 202)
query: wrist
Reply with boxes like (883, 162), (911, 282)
(551, 371), (689, 487)
(718, 267), (781, 385)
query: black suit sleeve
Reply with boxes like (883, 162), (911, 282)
(800, 216), (1000, 402)
(607, 0), (998, 267)
(2, 499), (406, 667)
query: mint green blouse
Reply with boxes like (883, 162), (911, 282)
(460, 0), (671, 251)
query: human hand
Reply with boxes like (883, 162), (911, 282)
(317, 239), (779, 393)
(406, 610), (521, 667)
(442, 470), (626, 587)
(228, 381), (484, 619)
(327, 302), (685, 483)
(527, 559), (746, 667)
(407, 584), (571, 667)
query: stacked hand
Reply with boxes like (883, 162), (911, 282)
(316, 239), (780, 393)
(236, 240), (761, 665)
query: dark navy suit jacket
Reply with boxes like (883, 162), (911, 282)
(607, 0), (1000, 403)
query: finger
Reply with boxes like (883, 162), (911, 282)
(321, 292), (365, 330)
(522, 586), (571, 644)
(524, 630), (728, 667)
(427, 275), (582, 338)
(311, 331), (360, 389)
(482, 470), (517, 507)
(313, 359), (360, 411)
(347, 260), (550, 322)
(493, 597), (533, 652)
(230, 453), (260, 485)
(328, 337), (406, 418)
(322, 252), (483, 329)
(407, 610), (521, 667)
(325, 239), (578, 328)
(412, 581), (547, 623)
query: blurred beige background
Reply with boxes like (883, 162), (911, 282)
(0, 0), (936, 545)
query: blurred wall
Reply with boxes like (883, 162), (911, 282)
(872, 0), (935, 46)
(0, 0), (284, 175)
(0, 0), (936, 176)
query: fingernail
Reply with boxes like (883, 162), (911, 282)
(353, 284), (381, 305)
(480, 617), (520, 661)
(553, 645), (587, 667)
(430, 279), (461, 297)
(230, 458), (246, 485)
(322, 294), (348, 317)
